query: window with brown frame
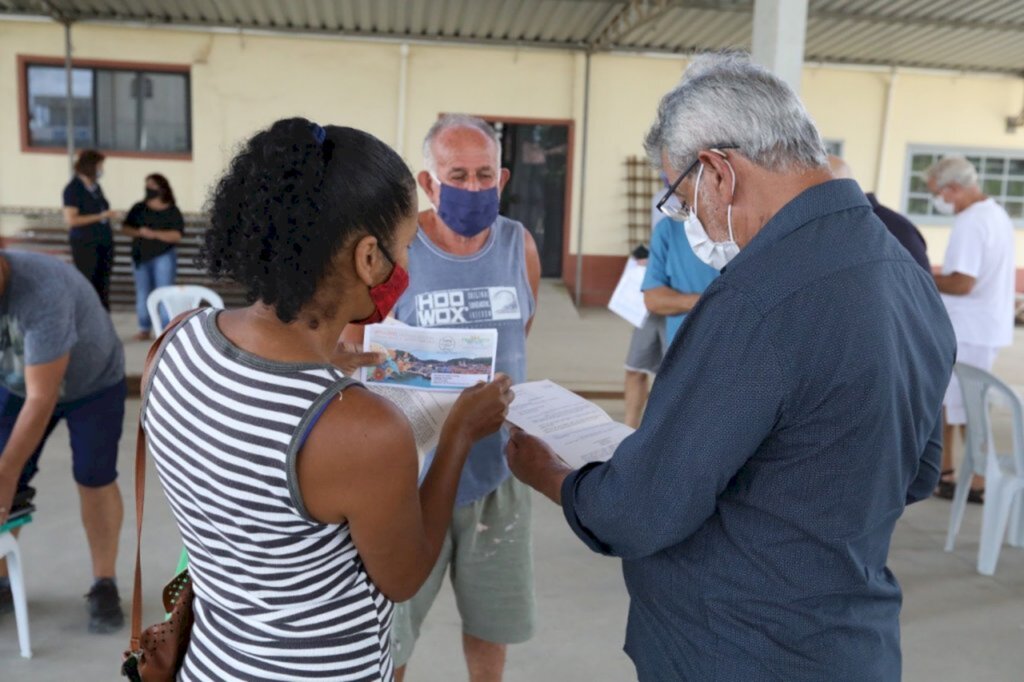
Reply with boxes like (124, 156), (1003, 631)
(20, 57), (191, 157)
(625, 155), (662, 251)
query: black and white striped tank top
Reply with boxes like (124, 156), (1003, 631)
(143, 309), (394, 681)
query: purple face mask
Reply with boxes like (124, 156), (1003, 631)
(434, 180), (500, 238)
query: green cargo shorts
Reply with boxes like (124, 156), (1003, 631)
(391, 476), (535, 668)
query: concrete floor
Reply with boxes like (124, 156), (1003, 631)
(1, 279), (1023, 680)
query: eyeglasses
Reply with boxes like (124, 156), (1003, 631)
(656, 144), (739, 221)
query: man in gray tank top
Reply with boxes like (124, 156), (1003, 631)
(391, 115), (541, 681)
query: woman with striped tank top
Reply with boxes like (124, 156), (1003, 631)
(143, 118), (513, 681)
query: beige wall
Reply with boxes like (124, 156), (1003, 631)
(803, 66), (890, 192)
(4, 19), (1024, 266)
(577, 53), (687, 255)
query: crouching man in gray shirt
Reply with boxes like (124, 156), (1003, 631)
(0, 249), (126, 633)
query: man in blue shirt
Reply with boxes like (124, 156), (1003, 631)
(507, 52), (954, 681)
(642, 215), (719, 343)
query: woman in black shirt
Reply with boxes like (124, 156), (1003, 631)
(62, 149), (120, 309)
(122, 173), (185, 340)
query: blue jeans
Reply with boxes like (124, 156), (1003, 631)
(133, 249), (177, 332)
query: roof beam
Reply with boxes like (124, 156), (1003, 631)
(588, 0), (676, 50)
(810, 7), (1024, 35)
(562, 0), (749, 9)
(9, 1), (1024, 36)
(559, 0), (1024, 33)
(584, 3), (630, 43)
(32, 0), (71, 23)
(1, 1), (1021, 75)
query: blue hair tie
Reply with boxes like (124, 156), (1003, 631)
(311, 123), (326, 146)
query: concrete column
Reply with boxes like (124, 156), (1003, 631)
(64, 20), (75, 175)
(751, 0), (808, 93)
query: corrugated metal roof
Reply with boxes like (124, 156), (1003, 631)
(1, 0), (1022, 74)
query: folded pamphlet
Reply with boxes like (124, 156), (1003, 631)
(362, 324), (498, 391)
(361, 322), (497, 468)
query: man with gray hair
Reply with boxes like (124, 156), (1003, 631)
(390, 114), (541, 682)
(507, 52), (954, 680)
(927, 156), (1015, 503)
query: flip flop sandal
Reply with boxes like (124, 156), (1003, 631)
(934, 480), (956, 500)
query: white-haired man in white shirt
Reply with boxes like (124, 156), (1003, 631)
(928, 156), (1016, 503)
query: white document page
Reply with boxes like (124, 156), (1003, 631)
(540, 420), (636, 467)
(507, 380), (634, 469)
(365, 384), (458, 468)
(607, 257), (650, 328)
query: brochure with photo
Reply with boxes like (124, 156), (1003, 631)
(362, 324), (498, 391)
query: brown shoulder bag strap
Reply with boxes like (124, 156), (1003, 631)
(128, 309), (203, 653)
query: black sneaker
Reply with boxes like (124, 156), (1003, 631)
(0, 578), (11, 615)
(86, 578), (124, 634)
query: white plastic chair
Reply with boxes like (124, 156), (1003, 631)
(0, 529), (31, 658)
(146, 285), (225, 335)
(943, 363), (1024, 575)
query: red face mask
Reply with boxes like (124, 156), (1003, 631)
(354, 243), (409, 325)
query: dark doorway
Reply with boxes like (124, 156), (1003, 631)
(491, 120), (571, 278)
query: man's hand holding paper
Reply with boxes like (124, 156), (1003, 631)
(504, 380), (635, 504)
(506, 427), (572, 505)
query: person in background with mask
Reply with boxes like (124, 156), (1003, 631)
(641, 196), (719, 346)
(123, 173), (185, 341)
(62, 149), (121, 309)
(623, 243), (665, 429)
(506, 52), (955, 681)
(389, 114), (541, 682)
(622, 181), (671, 430)
(927, 156), (1015, 503)
(625, 166), (719, 428)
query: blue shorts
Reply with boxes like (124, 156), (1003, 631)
(0, 380), (126, 490)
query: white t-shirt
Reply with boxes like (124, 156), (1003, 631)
(940, 198), (1016, 348)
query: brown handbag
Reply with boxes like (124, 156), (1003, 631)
(121, 312), (201, 681)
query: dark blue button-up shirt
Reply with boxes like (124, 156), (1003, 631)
(562, 179), (955, 681)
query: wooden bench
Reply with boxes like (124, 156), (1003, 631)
(1, 209), (246, 311)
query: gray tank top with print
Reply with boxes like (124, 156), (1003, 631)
(394, 215), (535, 506)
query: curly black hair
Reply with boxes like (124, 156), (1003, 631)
(199, 117), (416, 323)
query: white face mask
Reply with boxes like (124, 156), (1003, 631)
(684, 162), (740, 270)
(931, 193), (955, 216)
